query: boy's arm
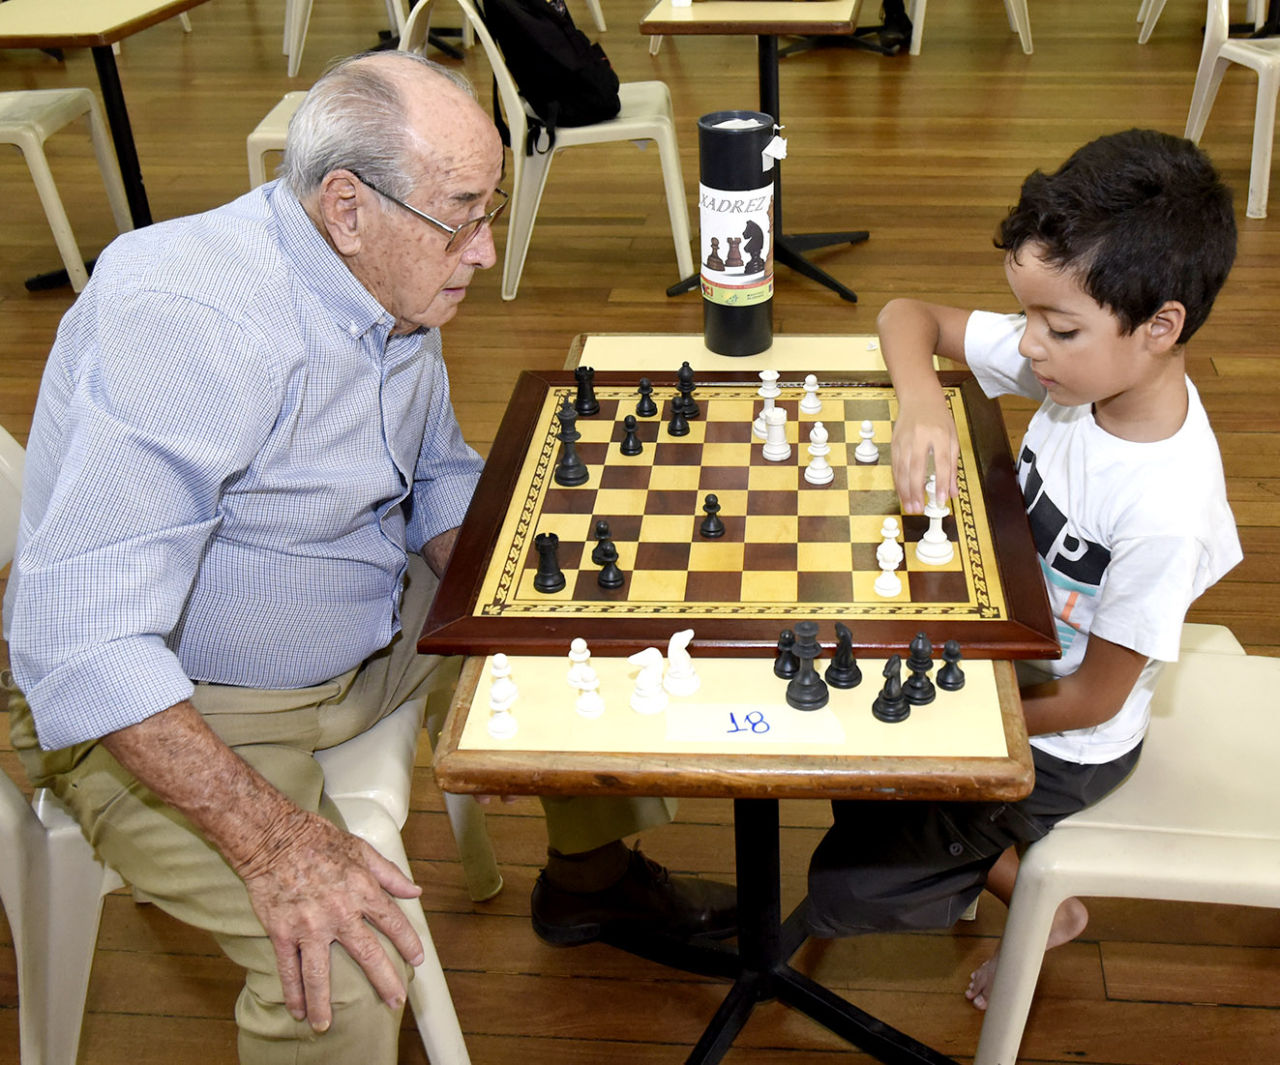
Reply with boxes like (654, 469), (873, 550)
(1019, 634), (1149, 736)
(877, 299), (973, 512)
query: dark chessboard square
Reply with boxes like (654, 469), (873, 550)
(747, 490), (798, 516)
(849, 489), (904, 516)
(744, 542), (798, 570)
(653, 442), (705, 467)
(575, 442), (609, 465)
(594, 514), (644, 541)
(592, 399), (620, 421)
(798, 571), (854, 603)
(635, 541), (693, 570)
(611, 418), (660, 444)
(600, 465), (653, 490)
(691, 515), (747, 542)
(644, 489), (700, 516)
(684, 569), (744, 603)
(908, 570), (970, 603)
(901, 513), (959, 542)
(800, 466), (848, 491)
(573, 568), (627, 599)
(852, 542), (882, 571)
(815, 420), (847, 443)
(798, 515), (854, 542)
(526, 538), (583, 570)
(542, 490), (600, 514)
(703, 421), (754, 444)
(842, 398), (893, 422)
(699, 466), (751, 492)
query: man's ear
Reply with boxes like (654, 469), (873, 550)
(316, 170), (366, 256)
(1145, 300), (1186, 353)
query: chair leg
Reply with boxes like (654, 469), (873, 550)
(1137, 0), (1168, 43)
(1245, 68), (1279, 218)
(84, 95), (134, 234)
(908, 0), (926, 55)
(581, 0), (607, 32)
(649, 34), (663, 55)
(502, 149), (557, 301)
(443, 791), (504, 901)
(1003, 0), (1033, 53)
(1186, 55), (1232, 142)
(651, 121), (695, 281)
(285, 0), (315, 76)
(15, 131), (90, 291)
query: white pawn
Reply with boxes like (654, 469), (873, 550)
(874, 517), (904, 598)
(804, 421), (834, 485)
(915, 474), (956, 565)
(799, 373), (822, 414)
(487, 653), (519, 738)
(854, 419), (880, 464)
(573, 667), (605, 718)
(753, 369), (781, 439)
(761, 406), (791, 462)
(663, 628), (701, 696)
(629, 646), (668, 714)
(566, 637), (592, 685)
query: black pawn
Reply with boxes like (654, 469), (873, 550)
(903, 631), (936, 706)
(636, 378), (658, 417)
(596, 538), (624, 589)
(533, 532), (566, 593)
(872, 655), (910, 723)
(699, 493), (725, 538)
(667, 393), (690, 437)
(574, 364), (599, 416)
(619, 414), (643, 456)
(937, 640), (966, 691)
(786, 621), (829, 711)
(824, 621), (862, 689)
(774, 629), (799, 679)
(553, 398), (589, 487)
(590, 519), (612, 565)
(676, 361), (700, 419)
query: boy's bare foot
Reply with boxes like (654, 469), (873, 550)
(964, 896), (1089, 1011)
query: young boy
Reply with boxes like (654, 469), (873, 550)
(805, 129), (1243, 1007)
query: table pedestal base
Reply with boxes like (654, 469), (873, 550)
(603, 798), (962, 1065)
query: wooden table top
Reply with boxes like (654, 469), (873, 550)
(640, 0), (858, 38)
(0, 0), (208, 49)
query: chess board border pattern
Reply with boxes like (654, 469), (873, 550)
(421, 370), (1057, 660)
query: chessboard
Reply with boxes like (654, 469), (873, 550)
(420, 369), (1056, 660)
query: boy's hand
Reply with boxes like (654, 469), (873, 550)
(891, 397), (960, 513)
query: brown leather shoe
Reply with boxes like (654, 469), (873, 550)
(531, 846), (737, 946)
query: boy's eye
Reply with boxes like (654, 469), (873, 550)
(1048, 327), (1078, 341)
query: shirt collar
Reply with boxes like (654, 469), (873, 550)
(267, 180), (397, 341)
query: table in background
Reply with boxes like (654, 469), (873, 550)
(428, 334), (1040, 1065)
(0, 0), (211, 229)
(640, 0), (870, 303)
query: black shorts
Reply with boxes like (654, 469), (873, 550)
(804, 743), (1143, 937)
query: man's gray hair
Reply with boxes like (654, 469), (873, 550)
(281, 51), (476, 201)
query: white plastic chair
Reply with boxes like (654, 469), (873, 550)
(974, 648), (1280, 1065)
(1185, 0), (1280, 218)
(403, 0), (693, 299)
(902, 0), (1033, 56)
(0, 89), (132, 292)
(1137, 0), (1262, 44)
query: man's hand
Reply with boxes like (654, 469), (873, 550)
(236, 807), (424, 1031)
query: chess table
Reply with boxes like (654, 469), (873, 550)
(427, 334), (1045, 1065)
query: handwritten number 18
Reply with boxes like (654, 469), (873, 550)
(727, 711), (770, 734)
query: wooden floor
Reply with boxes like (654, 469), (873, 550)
(2, 0), (1278, 1062)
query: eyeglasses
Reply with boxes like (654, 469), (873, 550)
(351, 171), (509, 253)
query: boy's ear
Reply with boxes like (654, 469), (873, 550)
(1145, 300), (1186, 352)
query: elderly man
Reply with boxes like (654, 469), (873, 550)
(4, 52), (731, 1063)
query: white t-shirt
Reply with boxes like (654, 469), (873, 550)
(964, 311), (1242, 763)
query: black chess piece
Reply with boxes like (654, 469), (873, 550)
(553, 398), (589, 487)
(533, 532), (566, 593)
(724, 236), (744, 269)
(667, 393), (690, 437)
(636, 377), (658, 417)
(699, 493), (725, 538)
(574, 364), (599, 417)
(742, 220), (766, 274)
(872, 655), (910, 723)
(903, 631), (936, 706)
(676, 360), (700, 419)
(705, 237), (725, 271)
(773, 629), (799, 679)
(596, 538), (624, 589)
(937, 639), (966, 691)
(619, 414), (643, 456)
(824, 621), (862, 689)
(590, 519), (612, 566)
(786, 621), (829, 711)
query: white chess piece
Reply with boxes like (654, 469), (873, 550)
(799, 373), (822, 414)
(915, 474), (956, 565)
(874, 517), (904, 597)
(753, 369), (781, 439)
(629, 646), (668, 714)
(573, 667), (605, 718)
(854, 419), (880, 464)
(761, 406), (791, 462)
(663, 628), (701, 696)
(566, 637), (591, 685)
(804, 421), (834, 485)
(487, 653), (519, 738)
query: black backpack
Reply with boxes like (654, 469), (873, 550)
(480, 0), (621, 154)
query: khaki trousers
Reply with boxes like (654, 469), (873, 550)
(10, 555), (675, 1063)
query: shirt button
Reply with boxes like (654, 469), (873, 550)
(948, 842), (964, 857)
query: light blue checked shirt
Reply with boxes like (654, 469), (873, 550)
(4, 182), (484, 751)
